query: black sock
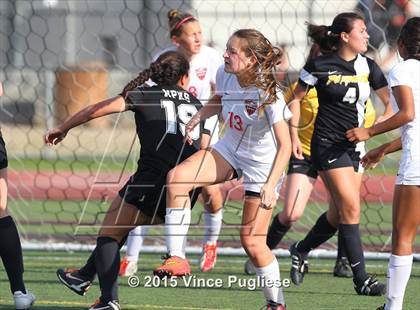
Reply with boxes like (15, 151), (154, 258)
(95, 237), (120, 303)
(79, 249), (97, 280)
(339, 224), (367, 284)
(0, 216), (26, 294)
(79, 234), (128, 280)
(336, 230), (347, 261)
(297, 212), (337, 255)
(266, 215), (290, 250)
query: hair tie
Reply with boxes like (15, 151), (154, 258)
(173, 16), (194, 31)
(327, 25), (332, 36)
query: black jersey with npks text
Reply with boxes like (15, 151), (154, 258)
(298, 53), (387, 145)
(126, 85), (209, 171)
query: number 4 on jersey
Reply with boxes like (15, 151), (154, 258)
(343, 87), (357, 104)
(161, 99), (200, 140)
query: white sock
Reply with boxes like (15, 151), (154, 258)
(165, 208), (191, 259)
(126, 226), (151, 261)
(385, 254), (413, 310)
(254, 257), (285, 305)
(203, 209), (223, 244)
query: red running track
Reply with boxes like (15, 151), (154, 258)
(8, 171), (395, 203)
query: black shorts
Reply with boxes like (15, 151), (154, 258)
(118, 166), (201, 221)
(287, 154), (318, 179)
(311, 138), (362, 173)
(0, 135), (8, 169)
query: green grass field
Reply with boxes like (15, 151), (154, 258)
(0, 251), (419, 309)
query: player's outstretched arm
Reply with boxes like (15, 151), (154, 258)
(374, 86), (394, 123)
(185, 95), (222, 145)
(346, 85), (414, 143)
(287, 83), (307, 159)
(361, 137), (402, 169)
(45, 95), (127, 145)
(260, 120), (292, 209)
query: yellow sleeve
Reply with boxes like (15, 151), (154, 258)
(283, 82), (298, 102)
(364, 98), (376, 128)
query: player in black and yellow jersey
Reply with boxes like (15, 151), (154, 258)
(245, 43), (378, 278)
(287, 13), (393, 297)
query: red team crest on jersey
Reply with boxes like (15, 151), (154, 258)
(195, 67), (207, 80)
(244, 99), (257, 116)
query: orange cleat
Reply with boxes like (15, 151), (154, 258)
(153, 255), (191, 278)
(200, 242), (217, 272)
(119, 257), (138, 277)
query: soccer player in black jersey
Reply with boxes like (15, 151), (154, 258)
(286, 12), (391, 296)
(0, 82), (36, 309)
(45, 51), (210, 310)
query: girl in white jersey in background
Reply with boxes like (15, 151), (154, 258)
(120, 9), (224, 276)
(154, 29), (292, 310)
(347, 17), (420, 310)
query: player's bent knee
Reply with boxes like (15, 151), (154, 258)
(98, 227), (129, 243)
(240, 236), (264, 255)
(340, 205), (360, 223)
(167, 168), (195, 191)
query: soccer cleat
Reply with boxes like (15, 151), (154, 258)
(289, 242), (309, 286)
(13, 290), (36, 310)
(119, 257), (138, 277)
(354, 275), (386, 296)
(244, 259), (256, 275)
(56, 268), (92, 296)
(265, 300), (287, 310)
(200, 241), (217, 272)
(376, 305), (385, 310)
(333, 257), (353, 278)
(153, 254), (191, 278)
(88, 298), (121, 310)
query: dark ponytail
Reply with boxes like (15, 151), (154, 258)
(120, 51), (189, 98)
(307, 12), (364, 53)
(398, 17), (420, 60)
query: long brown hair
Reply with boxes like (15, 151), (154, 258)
(120, 51), (189, 98)
(307, 12), (364, 53)
(232, 29), (283, 107)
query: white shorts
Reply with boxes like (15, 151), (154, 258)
(396, 153), (420, 185)
(212, 139), (284, 196)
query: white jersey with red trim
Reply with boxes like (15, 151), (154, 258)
(215, 65), (292, 164)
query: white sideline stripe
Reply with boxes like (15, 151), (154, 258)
(21, 242), (420, 261)
(26, 256), (420, 271)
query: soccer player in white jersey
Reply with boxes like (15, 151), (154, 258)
(120, 9), (224, 276)
(286, 12), (391, 296)
(154, 29), (292, 310)
(347, 17), (420, 310)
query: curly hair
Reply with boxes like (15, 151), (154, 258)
(232, 29), (283, 108)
